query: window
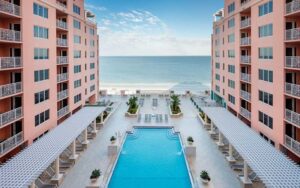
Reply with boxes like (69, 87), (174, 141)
(259, 90), (273, 106)
(259, 69), (273, 82)
(90, 85), (95, 92)
(34, 69), (49, 82)
(90, 74), (95, 81)
(90, 51), (95, 58)
(215, 85), (220, 92)
(35, 109), (50, 127)
(35, 89), (49, 104)
(73, 4), (81, 15)
(33, 3), (48, 18)
(228, 18), (235, 28)
(228, 94), (235, 104)
(259, 111), (273, 129)
(34, 48), (49, 60)
(74, 50), (81, 58)
(228, 80), (235, 89)
(215, 51), (220, 57)
(259, 132), (275, 146)
(259, 47), (273, 59)
(74, 94), (82, 103)
(215, 62), (220, 69)
(228, 33), (235, 43)
(215, 74), (220, 81)
(90, 63), (95, 69)
(74, 35), (81, 44)
(74, 79), (81, 88)
(215, 27), (220, 35)
(34, 26), (48, 39)
(228, 65), (235, 73)
(73, 19), (81, 29)
(259, 24), (273, 37)
(228, 50), (235, 58)
(90, 40), (95, 46)
(228, 2), (235, 14)
(90, 28), (95, 35)
(259, 0), (273, 16)
(74, 65), (81, 73)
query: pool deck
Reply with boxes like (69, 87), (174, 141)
(60, 95), (241, 188)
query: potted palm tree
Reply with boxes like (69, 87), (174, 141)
(187, 136), (194, 145)
(126, 96), (139, 116)
(200, 170), (211, 184)
(110, 136), (116, 144)
(170, 95), (181, 116)
(90, 169), (101, 183)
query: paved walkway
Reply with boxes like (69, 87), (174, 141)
(60, 95), (241, 188)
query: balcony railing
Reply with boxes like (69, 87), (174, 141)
(240, 107), (251, 119)
(57, 56), (68, 65)
(241, 55), (251, 64)
(56, 20), (67, 30)
(0, 82), (22, 98)
(286, 0), (300, 15)
(240, 90), (251, 101)
(285, 56), (300, 68)
(0, 107), (22, 127)
(285, 109), (300, 127)
(57, 73), (68, 82)
(241, 73), (251, 83)
(57, 38), (68, 47)
(0, 57), (22, 70)
(241, 0), (251, 6)
(57, 89), (68, 101)
(285, 135), (300, 156)
(0, 131), (23, 155)
(0, 28), (21, 42)
(285, 82), (300, 98)
(286, 28), (300, 41)
(0, 0), (21, 16)
(56, 0), (67, 9)
(58, 106), (69, 118)
(240, 37), (251, 46)
(241, 18), (251, 28)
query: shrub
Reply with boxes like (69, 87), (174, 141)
(200, 170), (210, 181)
(90, 169), (101, 179)
(110, 136), (116, 142)
(187, 136), (194, 143)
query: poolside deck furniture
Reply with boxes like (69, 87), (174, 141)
(36, 178), (58, 188)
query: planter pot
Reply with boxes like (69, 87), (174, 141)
(125, 106), (139, 117)
(188, 141), (193, 145)
(169, 106), (183, 118)
(201, 178), (210, 184)
(111, 140), (116, 144)
(90, 178), (98, 183)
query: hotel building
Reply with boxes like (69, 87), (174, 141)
(0, 0), (99, 162)
(211, 0), (300, 163)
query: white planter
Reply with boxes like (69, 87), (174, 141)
(201, 178), (210, 184)
(125, 106), (139, 117)
(169, 106), (183, 118)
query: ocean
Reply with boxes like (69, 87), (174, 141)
(99, 56), (211, 94)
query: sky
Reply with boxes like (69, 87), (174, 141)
(85, 0), (223, 56)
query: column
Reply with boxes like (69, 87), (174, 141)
(217, 132), (224, 146)
(240, 160), (252, 186)
(30, 182), (35, 188)
(204, 114), (208, 124)
(51, 157), (63, 183)
(69, 140), (78, 161)
(92, 120), (98, 135)
(83, 128), (89, 146)
(209, 122), (215, 134)
(101, 113), (104, 123)
(226, 144), (236, 162)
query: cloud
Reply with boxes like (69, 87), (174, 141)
(85, 4), (107, 11)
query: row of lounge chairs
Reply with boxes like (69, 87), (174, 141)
(141, 114), (169, 123)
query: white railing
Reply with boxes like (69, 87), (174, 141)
(0, 28), (21, 42)
(56, 20), (67, 29)
(57, 38), (68, 47)
(285, 56), (300, 68)
(58, 106), (69, 118)
(0, 131), (23, 155)
(285, 109), (300, 127)
(240, 18), (251, 28)
(0, 57), (22, 69)
(241, 73), (251, 82)
(240, 107), (251, 119)
(0, 0), (21, 16)
(57, 89), (68, 101)
(286, 28), (300, 41)
(240, 37), (251, 46)
(57, 56), (68, 65)
(285, 82), (300, 97)
(286, 0), (300, 14)
(241, 0), (251, 6)
(285, 135), (300, 156)
(240, 90), (251, 101)
(0, 82), (22, 98)
(0, 107), (22, 127)
(57, 73), (68, 82)
(241, 55), (251, 64)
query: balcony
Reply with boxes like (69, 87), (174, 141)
(0, 0), (21, 17)
(56, 20), (67, 30)
(241, 0), (251, 7)
(240, 107), (251, 120)
(285, 135), (300, 156)
(240, 18), (251, 29)
(58, 106), (69, 118)
(285, 28), (300, 41)
(286, 0), (300, 15)
(0, 28), (21, 42)
(0, 107), (22, 128)
(285, 82), (300, 98)
(241, 55), (251, 64)
(0, 57), (22, 70)
(285, 109), (300, 127)
(240, 37), (251, 46)
(56, 0), (67, 9)
(57, 38), (68, 47)
(0, 82), (22, 99)
(285, 56), (300, 69)
(0, 131), (23, 155)
(240, 90), (251, 101)
(57, 89), (68, 101)
(241, 73), (251, 83)
(57, 56), (68, 65)
(57, 73), (68, 82)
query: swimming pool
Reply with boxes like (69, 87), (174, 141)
(108, 128), (193, 188)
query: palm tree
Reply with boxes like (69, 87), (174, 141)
(126, 96), (138, 113)
(170, 95), (181, 113)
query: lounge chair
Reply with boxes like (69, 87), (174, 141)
(238, 172), (259, 182)
(35, 178), (57, 188)
(231, 163), (244, 171)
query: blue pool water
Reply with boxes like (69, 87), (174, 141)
(108, 128), (193, 188)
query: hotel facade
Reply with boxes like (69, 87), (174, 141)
(0, 0), (99, 162)
(211, 0), (300, 163)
